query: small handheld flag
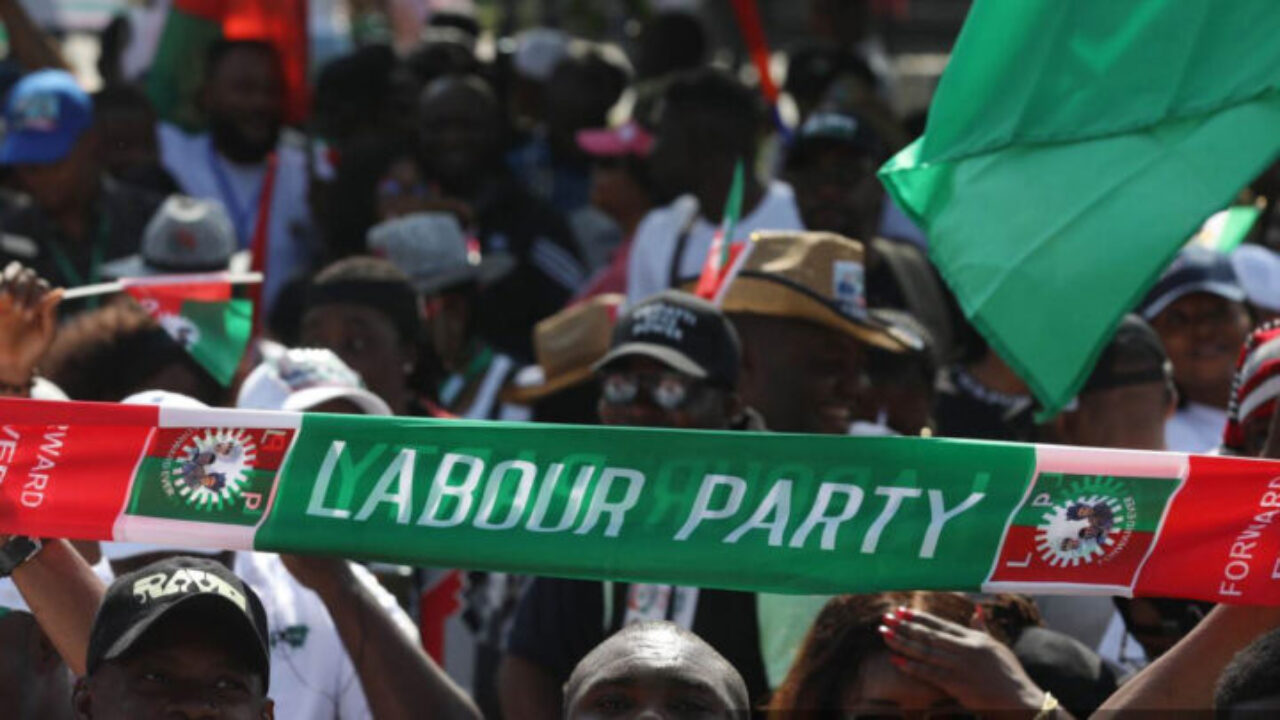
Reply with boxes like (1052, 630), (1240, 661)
(64, 272), (260, 387)
(695, 160), (747, 300)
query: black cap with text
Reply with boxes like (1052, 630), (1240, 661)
(594, 290), (742, 388)
(86, 555), (271, 688)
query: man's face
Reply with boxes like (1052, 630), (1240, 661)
(203, 47), (284, 163)
(1063, 381), (1173, 451)
(299, 304), (411, 414)
(1242, 412), (1273, 457)
(566, 631), (741, 719)
(14, 135), (95, 215)
(74, 618), (271, 720)
(417, 80), (501, 192)
(738, 317), (868, 434)
(597, 357), (732, 430)
(646, 112), (701, 203)
(1151, 293), (1251, 407)
(96, 106), (159, 178)
(784, 142), (882, 240)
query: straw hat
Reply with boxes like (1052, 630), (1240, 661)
(503, 294), (624, 403)
(720, 230), (923, 353)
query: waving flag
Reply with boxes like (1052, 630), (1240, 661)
(879, 0), (1280, 417)
(121, 275), (253, 386)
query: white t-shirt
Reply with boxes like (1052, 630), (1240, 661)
(232, 552), (418, 720)
(1165, 402), (1228, 454)
(158, 124), (313, 313)
(625, 181), (804, 305)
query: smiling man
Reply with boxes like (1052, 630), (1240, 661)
(720, 231), (919, 436)
(1139, 247), (1253, 453)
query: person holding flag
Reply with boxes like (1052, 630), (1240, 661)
(625, 68), (802, 303)
(0, 70), (164, 316)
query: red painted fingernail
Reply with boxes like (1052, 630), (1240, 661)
(890, 655), (907, 668)
(882, 612), (901, 626)
(896, 606), (914, 619)
(878, 624), (895, 639)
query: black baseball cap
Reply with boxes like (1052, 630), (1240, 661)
(1139, 246), (1246, 320)
(86, 556), (271, 688)
(1081, 314), (1172, 395)
(593, 290), (741, 388)
(787, 109), (884, 165)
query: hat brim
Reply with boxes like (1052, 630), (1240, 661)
(98, 593), (269, 687)
(101, 253), (241, 280)
(284, 386), (393, 416)
(722, 275), (916, 353)
(591, 342), (709, 379)
(1142, 281), (1248, 320)
(412, 254), (517, 294)
(0, 128), (82, 166)
(501, 364), (597, 404)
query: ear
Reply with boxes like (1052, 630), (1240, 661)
(72, 676), (93, 719)
(261, 698), (275, 719)
(1165, 383), (1179, 421)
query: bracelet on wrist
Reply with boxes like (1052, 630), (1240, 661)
(1033, 691), (1060, 720)
(0, 375), (33, 396)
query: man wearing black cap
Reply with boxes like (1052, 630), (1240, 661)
(499, 291), (769, 720)
(1139, 246), (1253, 453)
(73, 556), (275, 718)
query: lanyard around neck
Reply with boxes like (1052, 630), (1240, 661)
(207, 138), (271, 247)
(45, 212), (109, 307)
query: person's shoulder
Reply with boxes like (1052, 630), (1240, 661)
(157, 122), (205, 155)
(752, 180), (803, 229)
(634, 195), (697, 241)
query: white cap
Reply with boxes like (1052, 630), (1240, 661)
(122, 389), (210, 409)
(1232, 244), (1280, 313)
(514, 27), (569, 81)
(30, 377), (68, 401)
(236, 348), (392, 416)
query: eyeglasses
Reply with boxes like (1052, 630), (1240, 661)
(600, 371), (704, 411)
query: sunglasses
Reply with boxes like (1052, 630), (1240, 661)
(601, 371), (706, 411)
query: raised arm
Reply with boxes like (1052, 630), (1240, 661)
(280, 554), (482, 720)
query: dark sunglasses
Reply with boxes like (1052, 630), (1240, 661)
(601, 371), (705, 411)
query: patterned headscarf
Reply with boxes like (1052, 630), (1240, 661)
(1222, 320), (1280, 454)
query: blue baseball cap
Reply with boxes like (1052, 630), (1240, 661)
(1139, 246), (1247, 320)
(0, 69), (92, 166)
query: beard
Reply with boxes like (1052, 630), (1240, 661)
(209, 114), (280, 164)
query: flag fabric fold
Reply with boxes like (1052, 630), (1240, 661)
(880, 0), (1280, 417)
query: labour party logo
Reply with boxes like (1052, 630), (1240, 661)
(162, 429), (257, 512)
(157, 313), (200, 350)
(988, 471), (1178, 589)
(1034, 476), (1130, 567)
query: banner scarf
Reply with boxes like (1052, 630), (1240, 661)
(4, 397), (1280, 605)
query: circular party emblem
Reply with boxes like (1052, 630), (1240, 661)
(162, 429), (257, 512)
(1034, 476), (1129, 568)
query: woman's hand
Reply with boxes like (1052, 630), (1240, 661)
(880, 605), (1047, 712)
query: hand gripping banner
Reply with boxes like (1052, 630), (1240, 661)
(3, 397), (1280, 604)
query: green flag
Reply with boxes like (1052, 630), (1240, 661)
(880, 0), (1280, 417)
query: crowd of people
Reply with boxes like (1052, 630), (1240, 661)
(3, 0), (1280, 717)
